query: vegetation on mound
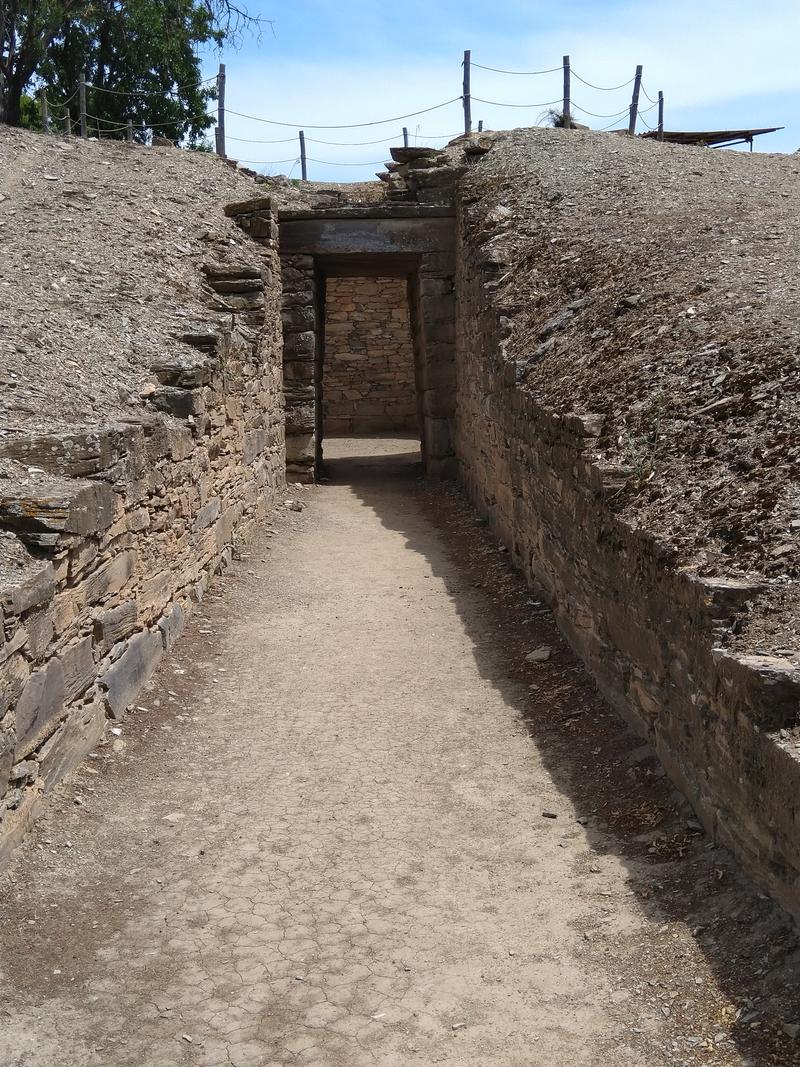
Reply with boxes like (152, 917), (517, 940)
(0, 0), (264, 143)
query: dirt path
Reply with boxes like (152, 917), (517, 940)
(0, 438), (798, 1067)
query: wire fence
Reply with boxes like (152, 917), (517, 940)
(34, 52), (667, 178)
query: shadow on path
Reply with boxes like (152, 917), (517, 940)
(328, 439), (800, 1067)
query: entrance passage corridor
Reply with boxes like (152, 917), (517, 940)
(0, 440), (793, 1067)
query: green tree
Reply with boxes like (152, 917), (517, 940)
(1, 0), (261, 141)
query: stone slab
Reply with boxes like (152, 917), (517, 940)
(99, 630), (163, 720)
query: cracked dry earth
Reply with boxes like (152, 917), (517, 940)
(1, 437), (799, 1067)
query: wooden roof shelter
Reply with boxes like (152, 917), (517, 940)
(641, 127), (783, 150)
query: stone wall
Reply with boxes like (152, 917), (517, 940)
(0, 210), (285, 862)
(322, 276), (418, 435)
(454, 199), (800, 921)
(276, 205), (458, 481)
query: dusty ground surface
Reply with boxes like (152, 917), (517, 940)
(1, 438), (798, 1067)
(0, 126), (380, 437)
(457, 128), (800, 649)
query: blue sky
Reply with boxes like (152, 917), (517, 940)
(203, 0), (800, 181)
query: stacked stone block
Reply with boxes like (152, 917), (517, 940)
(323, 276), (418, 436)
(0, 209), (285, 861)
(453, 197), (800, 922)
(226, 197), (316, 484)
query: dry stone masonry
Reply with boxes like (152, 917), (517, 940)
(275, 199), (459, 481)
(323, 276), (418, 436)
(2, 129), (800, 936)
(453, 181), (800, 922)
(0, 206), (285, 860)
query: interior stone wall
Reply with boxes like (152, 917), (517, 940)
(322, 276), (418, 435)
(454, 196), (800, 922)
(277, 208), (458, 482)
(0, 202), (285, 862)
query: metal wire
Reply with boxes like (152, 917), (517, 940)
(471, 62), (562, 75)
(571, 70), (635, 92)
(307, 157), (388, 166)
(88, 75), (217, 98)
(571, 102), (631, 119)
(222, 97), (461, 130)
(308, 134), (400, 146)
(225, 134), (302, 144)
(471, 96), (562, 108)
(84, 112), (130, 128)
(598, 116), (627, 132)
(224, 131), (458, 146)
(234, 156), (387, 167)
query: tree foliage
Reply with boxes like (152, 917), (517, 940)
(0, 0), (261, 141)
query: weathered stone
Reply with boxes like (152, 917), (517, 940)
(68, 539), (99, 581)
(209, 293), (264, 313)
(14, 658), (65, 759)
(19, 607), (53, 661)
(0, 725), (14, 796)
(714, 653), (800, 731)
(285, 404), (315, 435)
(37, 699), (105, 792)
(150, 356), (217, 389)
(243, 429), (269, 465)
(0, 654), (31, 718)
(193, 497), (221, 532)
(83, 550), (136, 606)
(0, 479), (115, 537)
(59, 637), (95, 704)
(284, 331), (315, 360)
(0, 427), (133, 478)
(158, 601), (185, 651)
(282, 305), (315, 332)
(389, 146), (446, 164)
(0, 624), (29, 666)
(0, 533), (56, 615)
(8, 759), (38, 784)
(208, 277), (263, 294)
(181, 330), (220, 351)
(149, 386), (205, 419)
(224, 195), (273, 217)
(99, 630), (163, 719)
(202, 261), (261, 280)
(94, 601), (138, 652)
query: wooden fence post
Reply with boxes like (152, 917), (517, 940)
(64, 108), (71, 134)
(628, 64), (643, 135)
(657, 91), (664, 141)
(79, 72), (87, 138)
(215, 62), (226, 157)
(478, 119), (483, 132)
(127, 118), (134, 143)
(40, 89), (49, 132)
(299, 129), (307, 180)
(403, 126), (409, 147)
(562, 55), (571, 128)
(463, 49), (472, 136)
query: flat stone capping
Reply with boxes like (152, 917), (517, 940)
(280, 217), (455, 257)
(278, 206), (456, 221)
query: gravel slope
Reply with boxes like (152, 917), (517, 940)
(0, 126), (377, 439)
(460, 127), (800, 649)
(0, 127), (266, 435)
